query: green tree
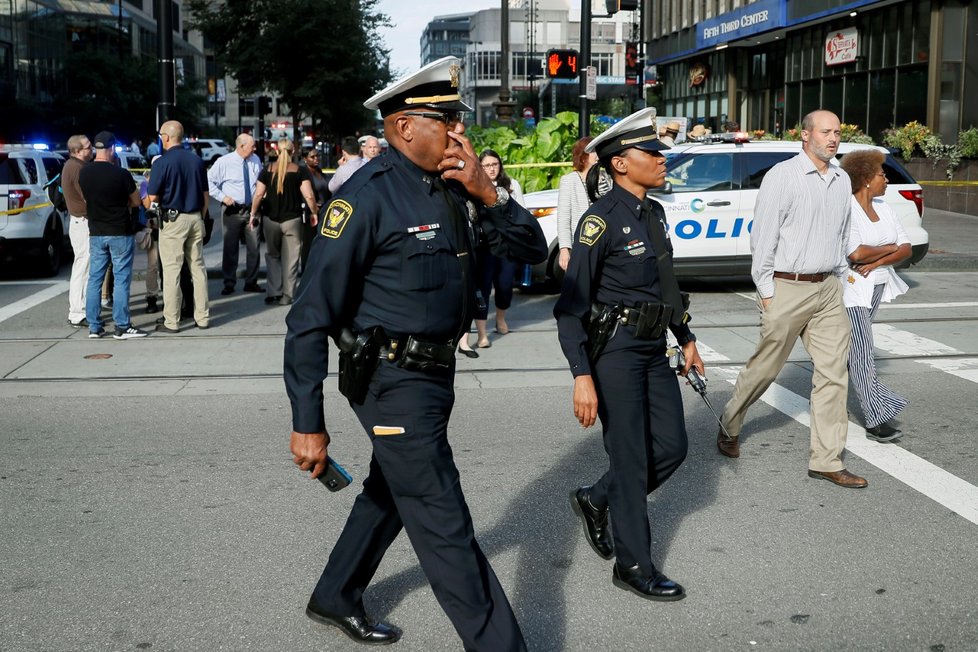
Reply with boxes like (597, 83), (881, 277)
(44, 50), (205, 142)
(187, 0), (391, 145)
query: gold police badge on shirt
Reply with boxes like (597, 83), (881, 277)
(578, 215), (607, 247)
(321, 200), (353, 239)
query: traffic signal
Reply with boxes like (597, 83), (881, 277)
(606, 0), (639, 13)
(546, 49), (580, 79)
(258, 95), (272, 116)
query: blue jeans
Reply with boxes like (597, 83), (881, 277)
(86, 235), (134, 332)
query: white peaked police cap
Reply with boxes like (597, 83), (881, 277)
(585, 107), (670, 159)
(364, 56), (472, 117)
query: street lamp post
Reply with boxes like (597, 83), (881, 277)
(579, 0), (591, 137)
(493, 0), (516, 123)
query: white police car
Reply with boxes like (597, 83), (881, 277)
(0, 145), (69, 276)
(523, 140), (928, 282)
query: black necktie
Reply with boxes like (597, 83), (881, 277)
(642, 198), (687, 326)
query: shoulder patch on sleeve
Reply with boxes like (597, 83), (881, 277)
(578, 215), (607, 247)
(321, 199), (353, 239)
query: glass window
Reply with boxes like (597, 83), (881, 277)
(867, 70), (895, 140)
(741, 152), (796, 189)
(18, 158), (38, 185)
(913, 1), (931, 64)
(822, 77), (843, 118)
(666, 153), (735, 193)
(868, 12), (883, 69)
(896, 66), (928, 125)
(897, 3), (913, 65)
(41, 156), (63, 182)
(882, 7), (898, 68)
(0, 158), (24, 184)
(843, 74), (868, 130)
(801, 80), (820, 116)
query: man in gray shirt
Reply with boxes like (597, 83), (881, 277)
(716, 109), (866, 489)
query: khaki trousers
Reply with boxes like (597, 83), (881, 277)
(721, 277), (851, 472)
(263, 217), (302, 300)
(158, 212), (210, 329)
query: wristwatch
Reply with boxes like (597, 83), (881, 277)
(488, 186), (510, 208)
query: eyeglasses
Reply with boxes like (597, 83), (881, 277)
(404, 111), (463, 126)
(875, 171), (887, 178)
(482, 162), (500, 169)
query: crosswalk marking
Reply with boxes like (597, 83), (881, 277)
(710, 365), (978, 526)
(0, 281), (68, 324)
(872, 323), (978, 384)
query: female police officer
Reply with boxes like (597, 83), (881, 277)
(554, 108), (705, 601)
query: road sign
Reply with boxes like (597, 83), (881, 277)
(585, 66), (597, 100)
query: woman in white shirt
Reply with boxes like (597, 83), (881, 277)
(840, 150), (911, 442)
(556, 137), (600, 271)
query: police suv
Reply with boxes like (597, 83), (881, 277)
(0, 145), (68, 276)
(523, 139), (928, 283)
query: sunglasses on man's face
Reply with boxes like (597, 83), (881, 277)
(404, 111), (463, 126)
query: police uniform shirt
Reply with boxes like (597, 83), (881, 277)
(285, 146), (546, 433)
(554, 183), (692, 377)
(147, 145), (208, 213)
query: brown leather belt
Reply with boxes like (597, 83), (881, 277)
(773, 271), (829, 282)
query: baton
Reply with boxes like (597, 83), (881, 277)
(667, 348), (733, 439)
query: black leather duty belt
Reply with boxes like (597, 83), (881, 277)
(773, 271), (830, 282)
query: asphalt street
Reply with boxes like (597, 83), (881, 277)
(1, 205), (977, 651)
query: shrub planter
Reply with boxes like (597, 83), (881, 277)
(905, 158), (978, 215)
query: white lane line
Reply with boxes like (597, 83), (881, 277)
(0, 281), (68, 324)
(732, 291), (756, 302)
(711, 365), (978, 526)
(879, 301), (978, 309)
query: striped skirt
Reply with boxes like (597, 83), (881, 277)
(846, 284), (909, 428)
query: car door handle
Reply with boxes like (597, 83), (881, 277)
(706, 200), (731, 206)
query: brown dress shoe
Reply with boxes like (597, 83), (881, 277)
(717, 429), (740, 458)
(807, 468), (868, 488)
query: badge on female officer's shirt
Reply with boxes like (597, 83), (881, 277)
(321, 199), (353, 239)
(578, 215), (606, 247)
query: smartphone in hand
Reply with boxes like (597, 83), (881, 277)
(317, 457), (353, 492)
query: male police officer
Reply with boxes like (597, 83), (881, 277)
(284, 57), (547, 649)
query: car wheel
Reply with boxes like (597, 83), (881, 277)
(210, 156), (220, 166)
(36, 216), (64, 277)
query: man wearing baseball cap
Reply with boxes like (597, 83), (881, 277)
(78, 131), (147, 339)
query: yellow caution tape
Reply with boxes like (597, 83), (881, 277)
(0, 201), (54, 217)
(918, 180), (978, 187)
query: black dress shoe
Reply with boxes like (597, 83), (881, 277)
(458, 347), (479, 359)
(612, 563), (686, 601)
(221, 286), (234, 296)
(570, 487), (614, 560)
(866, 422), (901, 442)
(305, 601), (401, 646)
(155, 323), (179, 334)
(243, 283), (263, 293)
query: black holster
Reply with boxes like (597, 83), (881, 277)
(336, 327), (380, 405)
(587, 302), (621, 363)
(396, 336), (455, 372)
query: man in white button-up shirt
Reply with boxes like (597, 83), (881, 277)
(208, 133), (264, 295)
(717, 110), (866, 489)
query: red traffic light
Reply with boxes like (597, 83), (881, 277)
(546, 49), (579, 79)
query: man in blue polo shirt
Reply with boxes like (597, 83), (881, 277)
(146, 120), (211, 332)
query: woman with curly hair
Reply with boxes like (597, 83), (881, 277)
(839, 149), (911, 441)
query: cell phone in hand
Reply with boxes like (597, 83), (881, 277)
(317, 457), (353, 492)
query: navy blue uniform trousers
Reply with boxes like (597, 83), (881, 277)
(588, 329), (688, 575)
(311, 361), (525, 652)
